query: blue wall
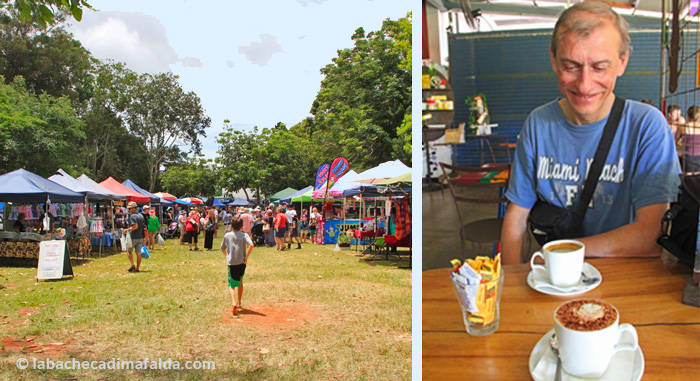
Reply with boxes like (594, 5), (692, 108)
(448, 28), (665, 167)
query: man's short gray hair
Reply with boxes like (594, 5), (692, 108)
(551, 1), (630, 58)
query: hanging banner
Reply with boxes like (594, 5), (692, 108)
(314, 164), (330, 190)
(328, 157), (350, 185)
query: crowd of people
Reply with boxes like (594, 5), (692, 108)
(666, 103), (700, 173)
(156, 202), (325, 252)
(119, 200), (329, 317)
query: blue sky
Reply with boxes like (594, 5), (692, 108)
(66, 0), (412, 159)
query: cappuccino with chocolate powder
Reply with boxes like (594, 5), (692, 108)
(555, 299), (617, 331)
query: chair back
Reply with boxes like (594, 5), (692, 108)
(440, 162), (511, 257)
(439, 162), (510, 224)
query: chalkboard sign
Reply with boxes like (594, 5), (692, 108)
(37, 240), (73, 280)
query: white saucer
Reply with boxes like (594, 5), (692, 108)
(527, 262), (602, 296)
(529, 328), (644, 381)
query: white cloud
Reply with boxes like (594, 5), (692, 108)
(181, 56), (203, 68)
(68, 11), (178, 73)
(237, 34), (283, 67)
(226, 60), (235, 68)
(297, 0), (328, 6)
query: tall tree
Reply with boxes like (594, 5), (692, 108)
(216, 122), (316, 200)
(308, 14), (412, 169)
(216, 124), (270, 201)
(160, 158), (218, 198)
(123, 72), (210, 192)
(0, 75), (85, 176)
(0, 12), (94, 106)
(80, 61), (139, 181)
(0, 0), (92, 27)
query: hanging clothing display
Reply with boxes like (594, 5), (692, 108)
(77, 215), (88, 229)
(394, 197), (411, 240)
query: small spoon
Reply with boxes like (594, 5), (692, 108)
(581, 271), (600, 285)
(550, 333), (562, 381)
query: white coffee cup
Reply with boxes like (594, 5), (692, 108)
(529, 239), (584, 287)
(554, 300), (639, 378)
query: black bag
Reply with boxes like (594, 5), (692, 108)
(658, 174), (699, 266)
(528, 96), (625, 246)
(529, 201), (581, 245)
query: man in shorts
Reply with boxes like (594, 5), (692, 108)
(220, 216), (254, 317)
(122, 201), (145, 272)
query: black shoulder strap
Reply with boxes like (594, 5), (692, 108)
(574, 96), (625, 220)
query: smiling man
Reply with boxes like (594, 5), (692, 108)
(500, 2), (681, 265)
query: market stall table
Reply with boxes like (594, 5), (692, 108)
(422, 257), (700, 380)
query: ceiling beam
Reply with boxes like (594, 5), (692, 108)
(434, 1), (665, 26)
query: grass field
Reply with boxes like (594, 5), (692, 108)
(0, 231), (412, 380)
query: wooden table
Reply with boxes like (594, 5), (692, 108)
(423, 257), (700, 380)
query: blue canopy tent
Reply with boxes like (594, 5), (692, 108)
(122, 179), (161, 204)
(213, 198), (226, 208)
(0, 169), (86, 203)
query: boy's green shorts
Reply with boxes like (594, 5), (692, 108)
(228, 263), (246, 287)
(228, 271), (244, 287)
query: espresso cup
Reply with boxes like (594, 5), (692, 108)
(554, 299), (639, 378)
(529, 239), (584, 287)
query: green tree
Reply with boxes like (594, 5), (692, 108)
(0, 75), (85, 176)
(160, 158), (217, 198)
(0, 12), (94, 106)
(217, 122), (316, 200)
(80, 61), (140, 182)
(123, 72), (211, 192)
(216, 123), (270, 201)
(0, 0), (92, 27)
(307, 13), (412, 169)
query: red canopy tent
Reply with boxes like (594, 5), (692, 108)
(179, 197), (202, 205)
(99, 177), (151, 203)
(154, 192), (177, 201)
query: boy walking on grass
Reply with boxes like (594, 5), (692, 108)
(221, 216), (254, 317)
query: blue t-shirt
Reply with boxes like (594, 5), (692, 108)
(506, 99), (681, 237)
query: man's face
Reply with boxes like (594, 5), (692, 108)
(670, 109), (682, 121)
(551, 20), (628, 125)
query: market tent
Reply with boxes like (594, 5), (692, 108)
(179, 197), (202, 205)
(355, 160), (411, 183)
(99, 177), (151, 203)
(269, 187), (297, 203)
(292, 188), (342, 203)
(154, 192), (177, 201)
(291, 188), (314, 203)
(212, 198), (226, 208)
(122, 179), (160, 204)
(48, 169), (120, 201)
(229, 198), (251, 206)
(76, 174), (129, 201)
(280, 185), (313, 203)
(0, 168), (85, 203)
(375, 172), (412, 186)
